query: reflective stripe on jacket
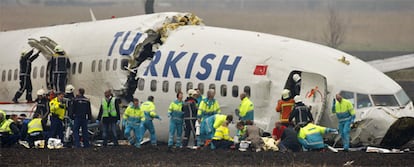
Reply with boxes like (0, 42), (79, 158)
(212, 125), (233, 141)
(276, 99), (295, 123)
(28, 118), (43, 134)
(334, 99), (355, 122)
(168, 100), (183, 121)
(50, 97), (65, 120)
(197, 98), (220, 119)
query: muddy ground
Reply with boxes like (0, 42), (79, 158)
(1, 144), (414, 167)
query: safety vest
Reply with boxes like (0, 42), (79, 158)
(334, 99), (355, 122)
(0, 119), (13, 134)
(49, 97), (65, 120)
(297, 123), (326, 149)
(102, 98), (117, 118)
(168, 100), (183, 121)
(276, 99), (295, 123)
(213, 114), (227, 129)
(237, 125), (247, 140)
(212, 125), (232, 141)
(239, 97), (254, 121)
(197, 98), (221, 119)
(28, 118), (43, 134)
(141, 101), (158, 120)
(123, 105), (145, 123)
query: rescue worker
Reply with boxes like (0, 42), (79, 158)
(197, 89), (221, 121)
(27, 113), (46, 148)
(64, 85), (75, 120)
(297, 121), (337, 151)
(194, 88), (204, 107)
(278, 126), (302, 152)
(211, 121), (234, 149)
(292, 74), (301, 96)
(276, 89), (295, 126)
(168, 92), (184, 149)
(51, 45), (71, 93)
(18, 114), (31, 140)
(12, 48), (40, 103)
(235, 92), (254, 121)
(272, 121), (286, 141)
(199, 114), (233, 147)
(140, 96), (161, 146)
(123, 98), (145, 148)
(289, 96), (314, 126)
(71, 88), (92, 148)
(182, 89), (198, 147)
(0, 110), (21, 147)
(235, 121), (247, 141)
(34, 89), (49, 118)
(332, 94), (355, 151)
(48, 91), (66, 141)
(97, 90), (121, 146)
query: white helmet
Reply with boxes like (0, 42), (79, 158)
(36, 89), (46, 96)
(293, 74), (301, 82)
(54, 45), (64, 53)
(65, 84), (75, 93)
(281, 89), (290, 99)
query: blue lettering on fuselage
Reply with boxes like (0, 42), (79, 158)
(109, 32), (242, 82)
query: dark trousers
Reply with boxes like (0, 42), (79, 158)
(27, 132), (44, 148)
(183, 119), (197, 146)
(48, 116), (63, 140)
(53, 73), (67, 93)
(102, 122), (118, 146)
(1, 133), (20, 147)
(13, 75), (32, 101)
(73, 117), (90, 148)
(212, 139), (234, 149)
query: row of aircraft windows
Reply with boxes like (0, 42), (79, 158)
(137, 78), (252, 98)
(0, 58), (123, 82)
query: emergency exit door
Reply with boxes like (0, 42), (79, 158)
(300, 72), (327, 125)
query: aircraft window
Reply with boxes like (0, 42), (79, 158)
(14, 69), (18, 80)
(91, 60), (96, 72)
(98, 60), (102, 72)
(162, 81), (169, 93)
(8, 69), (12, 81)
(209, 84), (216, 90)
(175, 81), (182, 93)
(186, 82), (193, 92)
(40, 66), (45, 78)
(120, 59), (128, 70)
(244, 86), (251, 97)
(2, 70), (5, 81)
(78, 62), (83, 74)
(138, 78), (145, 91)
(150, 80), (157, 92)
(220, 85), (227, 97)
(339, 90), (355, 105)
(232, 85), (239, 98)
(105, 59), (110, 71)
(396, 89), (410, 106)
(113, 59), (118, 71)
(356, 93), (372, 109)
(198, 83), (204, 95)
(371, 94), (399, 107)
(33, 67), (38, 79)
(72, 62), (77, 75)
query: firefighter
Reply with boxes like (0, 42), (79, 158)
(292, 74), (301, 96)
(0, 110), (21, 147)
(48, 92), (66, 141)
(123, 98), (145, 148)
(34, 89), (49, 118)
(12, 48), (40, 103)
(97, 90), (121, 146)
(182, 89), (198, 147)
(140, 96), (161, 146)
(332, 94), (355, 151)
(72, 88), (92, 148)
(276, 89), (295, 126)
(51, 45), (70, 93)
(235, 92), (254, 121)
(289, 96), (314, 126)
(168, 92), (184, 149)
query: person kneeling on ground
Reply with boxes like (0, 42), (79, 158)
(211, 121), (234, 149)
(27, 113), (46, 148)
(297, 121), (337, 151)
(244, 120), (265, 152)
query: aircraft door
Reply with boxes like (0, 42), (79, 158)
(299, 72), (327, 125)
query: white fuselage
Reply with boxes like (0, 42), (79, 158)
(1, 12), (413, 146)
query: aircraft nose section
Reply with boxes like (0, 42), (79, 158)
(380, 117), (414, 148)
